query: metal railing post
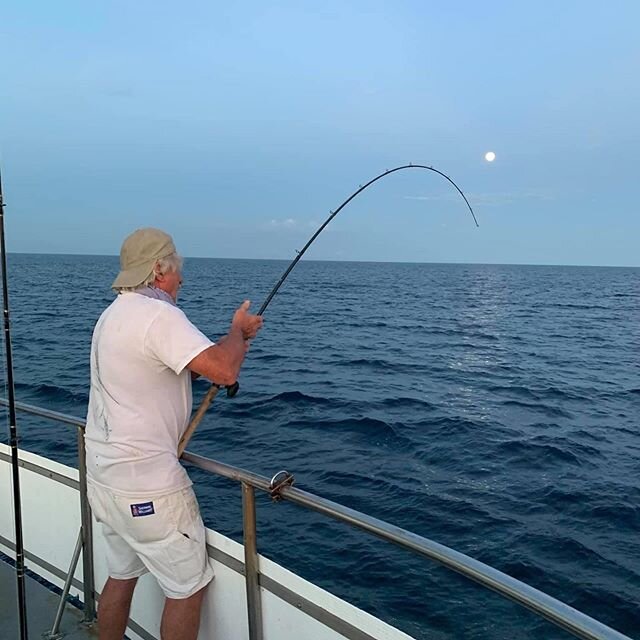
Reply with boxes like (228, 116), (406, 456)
(77, 426), (96, 623)
(242, 482), (263, 640)
(45, 528), (83, 640)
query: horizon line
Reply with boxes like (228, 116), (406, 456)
(6, 251), (639, 270)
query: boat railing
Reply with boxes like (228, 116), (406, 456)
(0, 398), (633, 640)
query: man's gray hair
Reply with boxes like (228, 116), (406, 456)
(115, 253), (183, 292)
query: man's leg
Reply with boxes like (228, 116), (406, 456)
(160, 585), (207, 640)
(97, 576), (138, 640)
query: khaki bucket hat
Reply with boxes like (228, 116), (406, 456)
(111, 228), (177, 289)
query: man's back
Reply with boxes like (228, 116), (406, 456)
(85, 292), (213, 495)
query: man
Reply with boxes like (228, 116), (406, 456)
(85, 228), (262, 640)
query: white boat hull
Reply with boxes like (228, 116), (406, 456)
(0, 443), (414, 640)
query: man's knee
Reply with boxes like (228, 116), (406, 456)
(103, 576), (139, 600)
(165, 583), (208, 608)
(107, 575), (139, 587)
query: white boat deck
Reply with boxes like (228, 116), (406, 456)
(0, 556), (96, 639)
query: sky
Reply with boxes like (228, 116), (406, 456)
(1, 1), (639, 266)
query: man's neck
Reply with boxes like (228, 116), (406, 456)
(132, 285), (176, 306)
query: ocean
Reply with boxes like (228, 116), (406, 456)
(2, 254), (639, 639)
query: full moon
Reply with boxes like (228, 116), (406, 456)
(485, 151), (496, 162)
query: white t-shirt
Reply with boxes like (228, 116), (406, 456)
(85, 292), (214, 496)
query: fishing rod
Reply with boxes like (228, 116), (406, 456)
(178, 164), (477, 456)
(0, 168), (29, 639)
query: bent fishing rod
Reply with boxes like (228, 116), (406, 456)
(178, 164), (478, 456)
(0, 169), (29, 639)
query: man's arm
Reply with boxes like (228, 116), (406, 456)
(186, 300), (262, 386)
(186, 328), (245, 386)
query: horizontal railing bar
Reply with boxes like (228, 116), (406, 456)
(0, 398), (85, 429)
(182, 452), (272, 492)
(184, 452), (629, 640)
(1, 399), (633, 640)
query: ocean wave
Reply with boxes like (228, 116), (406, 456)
(546, 302), (611, 310)
(341, 321), (391, 329)
(416, 415), (489, 435)
(249, 390), (340, 408)
(379, 396), (437, 411)
(488, 384), (587, 402)
(332, 357), (393, 369)
(501, 399), (573, 419)
(281, 416), (411, 446)
(14, 382), (89, 406)
(495, 439), (584, 467)
(218, 390), (355, 420)
(588, 502), (640, 531)
(252, 353), (288, 362)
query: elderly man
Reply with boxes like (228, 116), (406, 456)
(85, 228), (262, 640)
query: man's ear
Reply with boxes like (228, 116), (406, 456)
(152, 263), (163, 284)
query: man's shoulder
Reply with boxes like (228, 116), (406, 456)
(144, 298), (202, 337)
(96, 293), (171, 332)
(106, 293), (199, 335)
(115, 292), (182, 315)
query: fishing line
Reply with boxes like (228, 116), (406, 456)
(178, 164), (478, 455)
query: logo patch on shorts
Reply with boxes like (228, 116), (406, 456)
(130, 501), (155, 517)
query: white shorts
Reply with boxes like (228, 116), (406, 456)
(87, 482), (214, 599)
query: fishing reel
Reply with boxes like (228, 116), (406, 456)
(212, 382), (239, 398)
(225, 382), (240, 398)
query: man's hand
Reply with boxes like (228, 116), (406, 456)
(231, 300), (263, 340)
